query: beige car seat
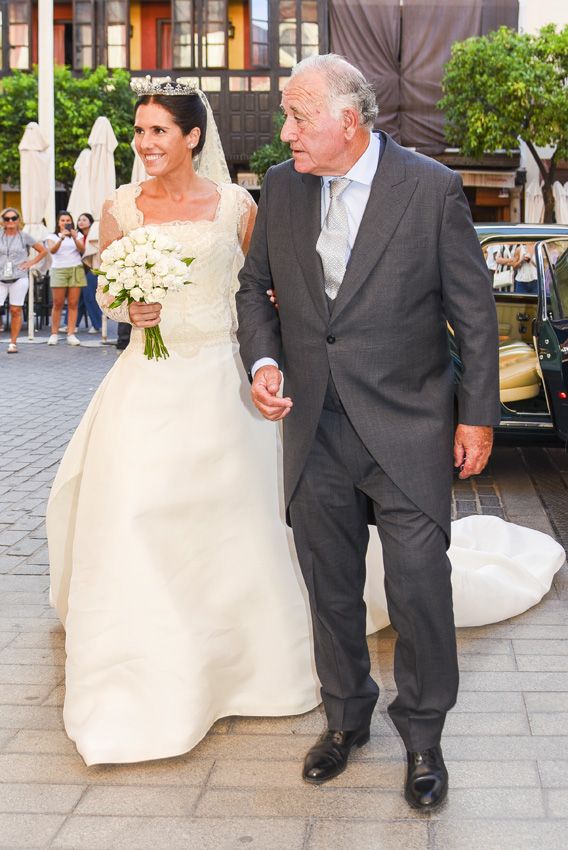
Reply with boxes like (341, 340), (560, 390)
(499, 342), (541, 402)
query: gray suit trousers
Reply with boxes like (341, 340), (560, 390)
(289, 376), (459, 751)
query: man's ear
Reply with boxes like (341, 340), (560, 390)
(343, 107), (359, 140)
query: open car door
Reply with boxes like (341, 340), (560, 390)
(535, 238), (568, 440)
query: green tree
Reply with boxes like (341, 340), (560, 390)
(249, 113), (291, 182)
(0, 66), (136, 192)
(439, 24), (568, 222)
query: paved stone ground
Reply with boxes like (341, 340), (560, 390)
(0, 331), (567, 850)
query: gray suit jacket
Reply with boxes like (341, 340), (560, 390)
(236, 133), (500, 537)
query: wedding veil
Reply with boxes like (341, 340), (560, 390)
(194, 92), (232, 186)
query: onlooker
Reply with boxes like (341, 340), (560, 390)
(0, 207), (47, 354)
(77, 212), (102, 334)
(46, 211), (86, 345)
(512, 243), (538, 295)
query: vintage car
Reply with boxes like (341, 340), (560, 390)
(453, 225), (568, 441)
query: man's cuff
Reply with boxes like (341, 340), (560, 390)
(251, 357), (279, 378)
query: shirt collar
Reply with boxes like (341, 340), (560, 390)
(321, 133), (380, 190)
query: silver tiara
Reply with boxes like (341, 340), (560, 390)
(130, 75), (198, 97)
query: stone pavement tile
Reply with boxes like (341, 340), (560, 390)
(441, 735), (568, 761)
(432, 820), (567, 850)
(194, 787), (414, 820)
(448, 760), (539, 788)
(12, 564), (50, 575)
(524, 693), (568, 712)
(0, 617), (59, 633)
(195, 732), (404, 762)
(528, 713), (568, 735)
(0, 730), (15, 749)
(0, 782), (85, 813)
(9, 629), (65, 648)
(455, 637), (512, 654)
(76, 786), (200, 817)
(0, 530), (29, 546)
(457, 654), (517, 672)
(0, 632), (16, 651)
(513, 639), (568, 655)
(0, 684), (54, 706)
(0, 646), (66, 665)
(452, 692), (524, 713)
(5, 540), (45, 558)
(52, 816), (308, 850)
(459, 671), (568, 691)
(517, 655), (568, 672)
(0, 555), (26, 574)
(307, 821), (428, 850)
(463, 623), (568, 639)
(208, 760), (404, 790)
(431, 787), (545, 819)
(0, 814), (65, 849)
(0, 591), (52, 607)
(444, 712), (529, 736)
(5, 730), (77, 755)
(0, 575), (49, 591)
(0, 705), (64, 729)
(545, 789), (568, 818)
(0, 603), (50, 618)
(0, 753), (214, 786)
(42, 685), (65, 707)
(230, 710), (327, 736)
(539, 761), (568, 788)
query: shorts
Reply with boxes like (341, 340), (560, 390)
(0, 275), (29, 307)
(50, 266), (87, 288)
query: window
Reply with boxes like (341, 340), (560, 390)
(544, 241), (568, 321)
(172, 0), (194, 69)
(105, 0), (129, 69)
(54, 20), (73, 66)
(7, 0), (30, 70)
(73, 0), (95, 70)
(157, 19), (172, 70)
(202, 0), (227, 69)
(250, 0), (269, 68)
(278, 0), (319, 68)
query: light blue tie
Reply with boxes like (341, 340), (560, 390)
(316, 177), (351, 300)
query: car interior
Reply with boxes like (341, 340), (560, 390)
(484, 240), (550, 417)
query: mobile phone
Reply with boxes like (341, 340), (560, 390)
(65, 223), (73, 231)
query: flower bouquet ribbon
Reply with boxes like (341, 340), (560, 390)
(98, 226), (194, 361)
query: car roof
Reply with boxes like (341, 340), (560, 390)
(475, 224), (568, 242)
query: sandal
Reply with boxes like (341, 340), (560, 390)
(7, 343), (18, 354)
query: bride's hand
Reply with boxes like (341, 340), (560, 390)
(129, 301), (162, 328)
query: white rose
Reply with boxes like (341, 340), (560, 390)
(153, 259), (170, 277)
(140, 273), (154, 293)
(121, 236), (134, 254)
(120, 266), (136, 280)
(130, 286), (144, 301)
(112, 241), (126, 261)
(162, 274), (176, 289)
(146, 248), (162, 265)
(132, 249), (147, 266)
(124, 255), (136, 267)
(153, 233), (174, 252)
(131, 228), (147, 245)
(150, 287), (166, 302)
(108, 279), (123, 296)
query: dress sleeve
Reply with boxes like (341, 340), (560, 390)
(95, 197), (131, 324)
(230, 187), (258, 333)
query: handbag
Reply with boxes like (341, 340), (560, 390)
(493, 266), (514, 287)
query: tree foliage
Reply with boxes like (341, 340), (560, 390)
(0, 66), (136, 191)
(249, 113), (291, 182)
(439, 24), (568, 222)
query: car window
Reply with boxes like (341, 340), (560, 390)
(542, 240), (568, 320)
(482, 240), (538, 296)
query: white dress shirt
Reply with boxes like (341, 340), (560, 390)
(251, 133), (381, 377)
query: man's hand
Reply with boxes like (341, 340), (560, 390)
(453, 424), (493, 479)
(251, 365), (293, 421)
(129, 301), (162, 328)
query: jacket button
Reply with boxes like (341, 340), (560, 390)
(326, 335), (336, 344)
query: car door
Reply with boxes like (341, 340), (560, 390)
(535, 238), (568, 439)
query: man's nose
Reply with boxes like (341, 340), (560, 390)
(280, 117), (295, 142)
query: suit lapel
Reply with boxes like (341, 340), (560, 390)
(331, 135), (418, 322)
(289, 171), (328, 322)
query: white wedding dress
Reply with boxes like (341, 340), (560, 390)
(48, 180), (565, 767)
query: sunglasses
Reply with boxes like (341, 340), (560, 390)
(2, 216), (18, 222)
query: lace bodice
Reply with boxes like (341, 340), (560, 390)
(96, 181), (256, 356)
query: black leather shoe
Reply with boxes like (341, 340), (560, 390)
(302, 728), (370, 785)
(404, 745), (448, 809)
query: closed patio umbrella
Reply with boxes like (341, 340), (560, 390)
(524, 179), (544, 224)
(18, 122), (51, 341)
(67, 148), (93, 224)
(553, 181), (568, 225)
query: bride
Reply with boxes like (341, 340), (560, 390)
(48, 80), (564, 767)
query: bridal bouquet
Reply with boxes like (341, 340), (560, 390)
(98, 227), (194, 361)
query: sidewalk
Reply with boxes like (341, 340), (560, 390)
(0, 341), (567, 850)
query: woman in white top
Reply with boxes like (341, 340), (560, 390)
(512, 242), (538, 295)
(46, 210), (87, 345)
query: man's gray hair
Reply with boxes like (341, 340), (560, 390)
(291, 54), (378, 130)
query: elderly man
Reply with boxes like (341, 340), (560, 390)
(236, 54), (499, 809)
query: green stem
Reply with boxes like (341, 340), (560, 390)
(143, 326), (169, 361)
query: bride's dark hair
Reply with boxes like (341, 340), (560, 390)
(134, 93), (207, 156)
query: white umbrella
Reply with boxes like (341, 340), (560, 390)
(131, 138), (149, 183)
(18, 122), (51, 341)
(553, 181), (568, 225)
(67, 148), (93, 224)
(524, 179), (544, 223)
(83, 117), (117, 343)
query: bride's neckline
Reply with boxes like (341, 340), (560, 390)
(132, 181), (224, 227)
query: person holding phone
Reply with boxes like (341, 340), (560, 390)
(46, 210), (86, 345)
